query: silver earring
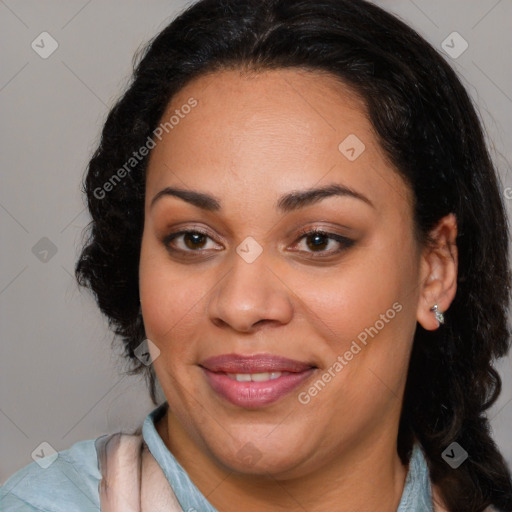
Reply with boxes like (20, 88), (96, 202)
(430, 304), (445, 325)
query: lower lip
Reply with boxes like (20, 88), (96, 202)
(201, 368), (316, 408)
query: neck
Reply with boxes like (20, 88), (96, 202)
(156, 410), (409, 512)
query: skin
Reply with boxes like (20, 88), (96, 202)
(139, 68), (458, 512)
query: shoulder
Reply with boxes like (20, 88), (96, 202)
(0, 437), (103, 512)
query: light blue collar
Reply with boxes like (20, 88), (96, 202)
(397, 443), (434, 511)
(143, 403), (433, 511)
(143, 402), (218, 512)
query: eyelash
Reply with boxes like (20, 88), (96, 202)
(162, 226), (354, 258)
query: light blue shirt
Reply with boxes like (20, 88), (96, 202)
(1, 402), (434, 511)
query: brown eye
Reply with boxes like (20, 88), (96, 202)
(163, 230), (220, 253)
(183, 232), (207, 250)
(305, 232), (330, 251)
(293, 229), (355, 256)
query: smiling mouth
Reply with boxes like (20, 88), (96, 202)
(199, 353), (317, 408)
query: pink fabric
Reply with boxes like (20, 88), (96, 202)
(97, 433), (183, 512)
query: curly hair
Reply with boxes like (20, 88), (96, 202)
(75, 0), (512, 510)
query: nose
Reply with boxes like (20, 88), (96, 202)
(207, 250), (294, 333)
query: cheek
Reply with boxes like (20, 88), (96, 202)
(301, 246), (412, 350)
(296, 271), (414, 431)
(139, 235), (206, 353)
(299, 234), (419, 411)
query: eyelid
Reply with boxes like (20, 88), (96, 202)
(163, 223), (216, 239)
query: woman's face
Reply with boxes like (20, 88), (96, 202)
(139, 68), (425, 477)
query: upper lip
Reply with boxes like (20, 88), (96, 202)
(200, 353), (316, 373)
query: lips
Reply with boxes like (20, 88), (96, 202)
(199, 353), (317, 408)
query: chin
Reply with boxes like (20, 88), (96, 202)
(206, 430), (316, 477)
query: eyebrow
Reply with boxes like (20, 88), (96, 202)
(150, 183), (374, 212)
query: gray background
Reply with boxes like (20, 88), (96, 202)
(1, 0), (511, 482)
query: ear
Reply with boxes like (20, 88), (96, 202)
(416, 213), (458, 331)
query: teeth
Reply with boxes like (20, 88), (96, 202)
(226, 371), (283, 382)
(252, 372), (276, 382)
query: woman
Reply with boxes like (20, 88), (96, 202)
(1, 0), (511, 510)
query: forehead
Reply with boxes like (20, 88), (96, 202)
(145, 68), (412, 215)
